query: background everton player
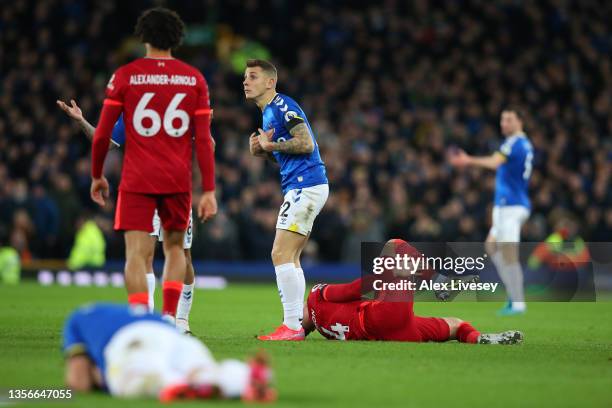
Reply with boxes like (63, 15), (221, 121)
(303, 240), (523, 344)
(244, 59), (328, 341)
(57, 101), (200, 333)
(89, 8), (217, 323)
(448, 109), (533, 315)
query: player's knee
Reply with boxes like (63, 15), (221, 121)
(500, 243), (519, 263)
(271, 245), (292, 265)
(145, 253), (154, 271)
(163, 230), (184, 246)
(125, 246), (147, 266)
(144, 239), (155, 263)
(162, 231), (184, 256)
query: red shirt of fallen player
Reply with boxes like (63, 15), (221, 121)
(90, 56), (215, 232)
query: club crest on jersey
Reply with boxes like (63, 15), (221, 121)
(284, 111), (298, 122)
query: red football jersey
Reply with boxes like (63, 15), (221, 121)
(306, 285), (368, 340)
(307, 283), (449, 342)
(101, 57), (211, 194)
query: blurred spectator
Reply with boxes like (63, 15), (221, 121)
(48, 173), (82, 257)
(29, 184), (59, 257)
(528, 213), (590, 271)
(0, 232), (21, 284)
(10, 209), (35, 262)
(0, 0), (610, 263)
(193, 209), (241, 260)
(67, 213), (106, 270)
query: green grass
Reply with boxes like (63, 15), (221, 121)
(0, 283), (611, 408)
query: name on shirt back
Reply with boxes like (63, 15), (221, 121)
(129, 74), (196, 86)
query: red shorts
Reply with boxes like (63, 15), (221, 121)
(114, 191), (191, 232)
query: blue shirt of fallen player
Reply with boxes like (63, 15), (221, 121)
(495, 133), (533, 209)
(110, 114), (126, 147)
(261, 93), (327, 194)
(62, 303), (168, 381)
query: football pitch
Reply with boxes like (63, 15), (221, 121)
(0, 283), (610, 408)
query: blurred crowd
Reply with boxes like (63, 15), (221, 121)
(1, 0), (610, 264)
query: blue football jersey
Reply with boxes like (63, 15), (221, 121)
(495, 134), (533, 208)
(110, 114), (126, 147)
(62, 303), (168, 377)
(261, 93), (327, 194)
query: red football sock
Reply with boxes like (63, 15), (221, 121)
(128, 292), (148, 307)
(323, 279), (363, 302)
(162, 280), (183, 316)
(456, 322), (480, 344)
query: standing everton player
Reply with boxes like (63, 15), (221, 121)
(244, 59), (328, 341)
(449, 108), (533, 315)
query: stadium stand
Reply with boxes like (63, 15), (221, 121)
(0, 0), (610, 263)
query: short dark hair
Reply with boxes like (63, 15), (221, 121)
(502, 107), (526, 122)
(246, 59), (277, 78)
(134, 7), (185, 50)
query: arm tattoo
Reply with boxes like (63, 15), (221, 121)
(80, 119), (117, 150)
(79, 119), (96, 141)
(272, 123), (314, 154)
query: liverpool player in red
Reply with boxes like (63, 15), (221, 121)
(90, 8), (216, 323)
(302, 240), (524, 344)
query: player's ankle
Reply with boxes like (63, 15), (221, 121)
(283, 320), (302, 331)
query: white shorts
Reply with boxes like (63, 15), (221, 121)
(276, 184), (329, 236)
(104, 321), (250, 399)
(151, 209), (193, 249)
(489, 205), (530, 242)
(104, 321), (214, 398)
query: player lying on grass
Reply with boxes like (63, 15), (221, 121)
(301, 239), (523, 344)
(57, 99), (202, 334)
(63, 303), (275, 402)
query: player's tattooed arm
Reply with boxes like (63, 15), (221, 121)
(257, 124), (315, 154)
(57, 99), (94, 140)
(77, 120), (96, 141)
(277, 123), (315, 154)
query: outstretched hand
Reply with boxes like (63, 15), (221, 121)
(56, 99), (84, 122)
(447, 148), (471, 168)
